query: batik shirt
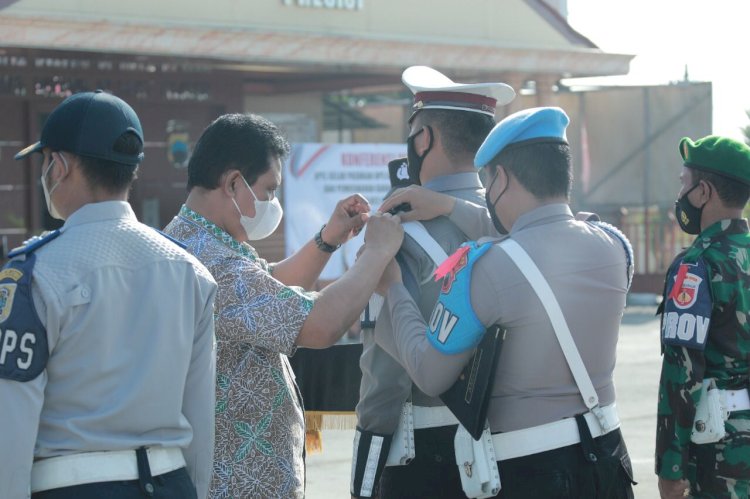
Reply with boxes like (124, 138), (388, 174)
(165, 205), (316, 499)
(656, 219), (750, 482)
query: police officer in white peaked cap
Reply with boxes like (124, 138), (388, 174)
(0, 90), (218, 499)
(376, 106), (637, 498)
(351, 66), (514, 498)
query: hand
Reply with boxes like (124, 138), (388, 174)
(658, 478), (691, 499)
(362, 213), (404, 259)
(378, 185), (455, 222)
(323, 194), (371, 246)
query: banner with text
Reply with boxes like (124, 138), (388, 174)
(284, 143), (405, 279)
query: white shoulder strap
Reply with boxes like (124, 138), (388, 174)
(402, 221), (449, 283)
(498, 239), (613, 431)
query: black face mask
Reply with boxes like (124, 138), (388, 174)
(485, 169), (509, 235)
(406, 126), (433, 185)
(674, 182), (707, 235)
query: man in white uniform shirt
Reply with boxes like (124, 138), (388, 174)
(0, 91), (217, 499)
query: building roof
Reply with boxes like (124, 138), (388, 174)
(0, 0), (633, 82)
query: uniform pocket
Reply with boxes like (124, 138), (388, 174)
(593, 438), (636, 499)
(619, 453), (636, 485)
(617, 453), (636, 499)
(63, 284), (92, 308)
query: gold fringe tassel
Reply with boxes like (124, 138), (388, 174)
(304, 411), (359, 455)
(305, 429), (323, 454)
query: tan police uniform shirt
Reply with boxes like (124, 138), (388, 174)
(357, 173), (486, 434)
(376, 202), (629, 432)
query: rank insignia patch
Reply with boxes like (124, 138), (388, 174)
(0, 283), (17, 324)
(670, 265), (702, 310)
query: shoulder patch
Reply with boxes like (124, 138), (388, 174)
(661, 257), (712, 350)
(0, 281), (18, 324)
(7, 230), (61, 260)
(589, 221), (634, 289)
(427, 241), (492, 354)
(0, 254), (49, 381)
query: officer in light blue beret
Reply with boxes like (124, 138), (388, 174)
(376, 107), (636, 498)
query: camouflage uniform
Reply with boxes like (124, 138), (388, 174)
(657, 218), (750, 497)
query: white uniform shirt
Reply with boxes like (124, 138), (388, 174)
(0, 201), (217, 499)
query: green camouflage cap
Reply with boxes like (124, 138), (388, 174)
(680, 135), (750, 185)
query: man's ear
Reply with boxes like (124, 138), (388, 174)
(426, 125), (442, 153)
(497, 165), (510, 189)
(699, 180), (713, 204)
(420, 125), (435, 154)
(49, 151), (72, 183)
(221, 170), (241, 197)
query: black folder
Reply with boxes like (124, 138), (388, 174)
(439, 325), (505, 440)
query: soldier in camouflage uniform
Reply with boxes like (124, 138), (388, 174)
(656, 135), (750, 499)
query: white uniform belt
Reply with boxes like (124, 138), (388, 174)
(31, 447), (185, 493)
(492, 404), (620, 462)
(724, 388), (750, 412)
(413, 405), (459, 429)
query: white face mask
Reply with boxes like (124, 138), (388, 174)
(41, 154), (68, 220)
(232, 176), (283, 241)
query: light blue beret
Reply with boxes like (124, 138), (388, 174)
(474, 107), (570, 168)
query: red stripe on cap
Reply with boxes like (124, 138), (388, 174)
(414, 91), (497, 109)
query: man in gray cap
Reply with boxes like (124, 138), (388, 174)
(350, 66), (514, 498)
(377, 107), (636, 498)
(0, 91), (217, 499)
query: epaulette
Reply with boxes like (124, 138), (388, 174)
(6, 230), (61, 259)
(589, 220), (634, 288)
(153, 228), (187, 250)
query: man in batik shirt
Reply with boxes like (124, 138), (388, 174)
(657, 135), (750, 499)
(165, 113), (404, 498)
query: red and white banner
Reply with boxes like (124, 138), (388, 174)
(283, 143), (405, 279)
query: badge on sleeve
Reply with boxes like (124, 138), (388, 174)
(661, 257), (712, 350)
(0, 254), (49, 381)
(427, 242), (492, 354)
(0, 269), (21, 323)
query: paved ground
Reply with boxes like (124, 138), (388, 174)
(306, 305), (663, 498)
